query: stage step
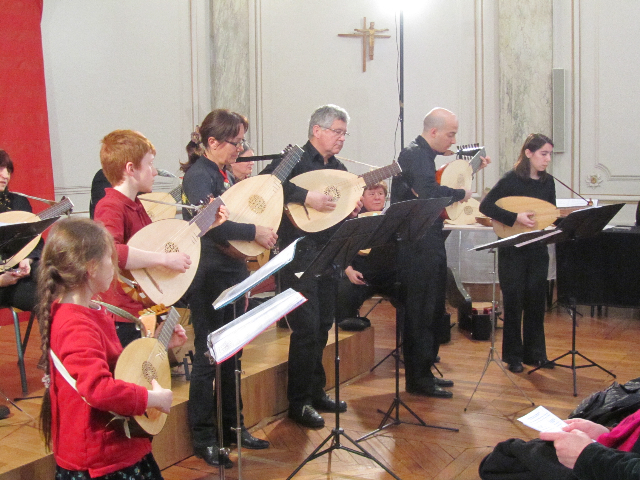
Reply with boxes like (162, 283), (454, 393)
(0, 324), (374, 478)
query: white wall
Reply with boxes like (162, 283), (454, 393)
(41, 0), (210, 213)
(250, 0), (493, 188)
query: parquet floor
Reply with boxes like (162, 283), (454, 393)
(163, 301), (640, 480)
(1, 300), (639, 479)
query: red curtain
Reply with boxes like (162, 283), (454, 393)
(0, 0), (54, 214)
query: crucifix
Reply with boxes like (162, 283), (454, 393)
(339, 17), (391, 72)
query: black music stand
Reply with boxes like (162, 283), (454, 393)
(356, 198), (460, 442)
(0, 217), (59, 267)
(526, 204), (624, 396)
(465, 235), (537, 409)
(287, 214), (406, 480)
(212, 239), (302, 478)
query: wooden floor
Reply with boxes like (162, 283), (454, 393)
(2, 300), (640, 479)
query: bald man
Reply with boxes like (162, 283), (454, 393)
(391, 108), (489, 398)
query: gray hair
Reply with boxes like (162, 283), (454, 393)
(308, 104), (350, 138)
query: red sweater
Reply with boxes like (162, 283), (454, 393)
(49, 302), (150, 476)
(94, 188), (152, 319)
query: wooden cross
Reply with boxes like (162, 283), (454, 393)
(338, 17), (391, 72)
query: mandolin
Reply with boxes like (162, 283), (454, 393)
(220, 144), (304, 256)
(138, 184), (182, 222)
(0, 196), (74, 270)
(124, 196), (224, 306)
(285, 162), (402, 233)
(490, 196), (561, 238)
(436, 144), (486, 220)
(114, 306), (181, 436)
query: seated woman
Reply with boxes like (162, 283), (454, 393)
(480, 409), (640, 480)
(0, 149), (40, 313)
(335, 181), (397, 330)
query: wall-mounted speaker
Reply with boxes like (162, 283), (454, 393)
(552, 68), (566, 153)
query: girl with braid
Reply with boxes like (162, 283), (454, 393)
(37, 217), (186, 479)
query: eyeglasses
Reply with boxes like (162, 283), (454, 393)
(322, 127), (350, 137)
(226, 139), (245, 149)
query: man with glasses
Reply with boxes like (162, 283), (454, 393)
(261, 104), (362, 428)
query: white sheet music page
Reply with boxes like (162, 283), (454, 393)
(213, 238), (302, 309)
(207, 288), (306, 364)
(518, 406), (568, 432)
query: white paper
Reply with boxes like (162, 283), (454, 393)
(213, 238), (302, 309)
(207, 288), (307, 363)
(517, 406), (568, 432)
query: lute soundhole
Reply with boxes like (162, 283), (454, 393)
(142, 361), (158, 383)
(463, 205), (473, 215)
(164, 242), (179, 253)
(324, 185), (340, 201)
(248, 194), (266, 214)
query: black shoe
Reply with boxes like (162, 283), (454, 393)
(193, 445), (233, 468)
(0, 405), (9, 420)
(406, 384), (453, 398)
(312, 393), (347, 413)
(225, 428), (270, 450)
(288, 405), (325, 428)
(525, 359), (555, 369)
(508, 362), (524, 373)
(433, 377), (454, 388)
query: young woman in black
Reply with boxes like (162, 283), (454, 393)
(479, 133), (556, 373)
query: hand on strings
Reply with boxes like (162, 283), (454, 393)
(539, 429), (592, 469)
(147, 379), (173, 414)
(479, 155), (492, 170)
(212, 204), (229, 228)
(348, 199), (363, 218)
(562, 418), (609, 440)
(516, 211), (536, 228)
(15, 259), (32, 277)
(166, 323), (188, 350)
(345, 266), (366, 285)
(163, 252), (192, 272)
(305, 190), (336, 212)
(461, 189), (473, 203)
(255, 225), (278, 249)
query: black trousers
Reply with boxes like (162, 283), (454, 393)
(498, 244), (549, 365)
(335, 267), (398, 321)
(0, 261), (38, 312)
(187, 248), (247, 448)
(397, 225), (447, 388)
(280, 267), (336, 410)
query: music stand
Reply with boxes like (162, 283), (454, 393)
(287, 214), (407, 480)
(526, 204), (624, 396)
(211, 239), (302, 479)
(355, 198), (460, 442)
(0, 217), (60, 266)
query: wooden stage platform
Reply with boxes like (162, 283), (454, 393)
(0, 321), (374, 479)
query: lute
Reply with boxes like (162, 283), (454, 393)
(436, 144), (486, 220)
(114, 306), (181, 436)
(220, 144), (304, 256)
(285, 162), (402, 233)
(490, 196), (584, 238)
(124, 196), (224, 306)
(138, 184), (183, 222)
(0, 196), (74, 270)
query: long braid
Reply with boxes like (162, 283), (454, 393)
(36, 263), (64, 451)
(35, 217), (116, 452)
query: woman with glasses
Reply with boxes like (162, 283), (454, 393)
(180, 110), (275, 469)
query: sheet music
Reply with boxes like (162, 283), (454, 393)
(517, 406), (568, 432)
(207, 288), (307, 363)
(213, 238), (302, 309)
